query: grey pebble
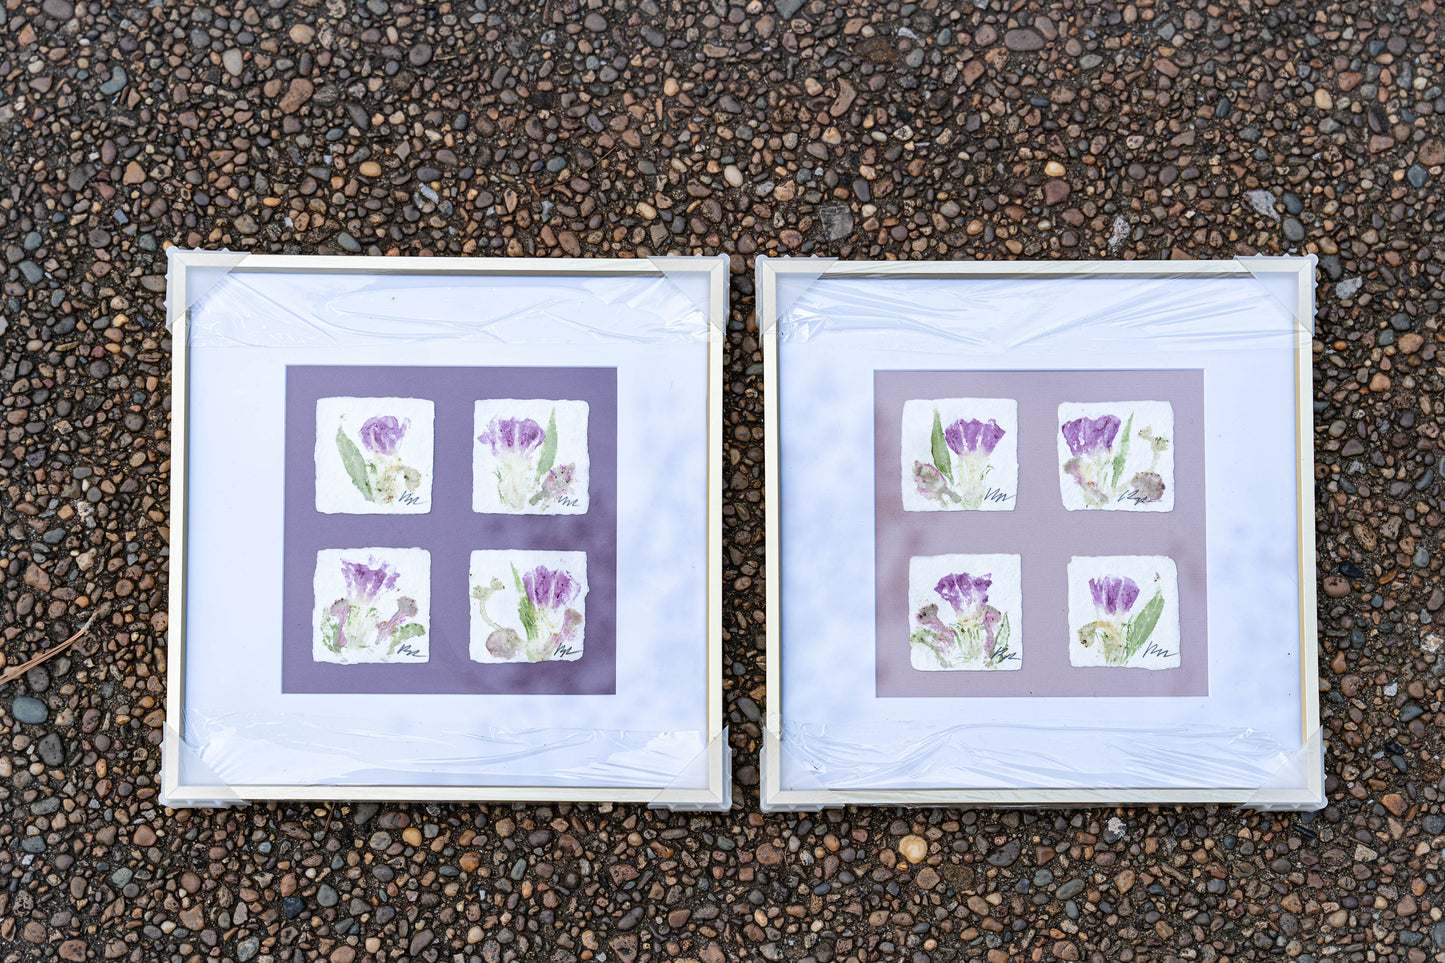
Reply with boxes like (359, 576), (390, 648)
(317, 884), (339, 907)
(1282, 217), (1304, 242)
(19, 260), (43, 284)
(1406, 164), (1428, 189)
(736, 696), (761, 723)
(111, 867), (134, 887)
(12, 696), (48, 724)
(99, 67), (128, 96)
(236, 936), (261, 962)
(37, 732), (64, 767)
(1057, 879), (1086, 900)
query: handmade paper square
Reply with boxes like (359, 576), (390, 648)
(315, 397), (434, 514)
(469, 550), (589, 664)
(1056, 400), (1175, 512)
(473, 399), (590, 515)
(313, 548), (430, 665)
(907, 554), (1023, 671)
(1067, 555), (1181, 670)
(901, 398), (1018, 511)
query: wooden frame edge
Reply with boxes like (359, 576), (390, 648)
(758, 256), (1323, 810)
(164, 254), (728, 808)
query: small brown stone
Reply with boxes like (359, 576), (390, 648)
(359, 161), (382, 177)
(608, 863), (638, 884)
(1115, 869), (1136, 893)
(23, 563), (51, 593)
(458, 852), (481, 872)
(1382, 793), (1407, 816)
(278, 78), (314, 114)
(133, 825), (157, 846)
(1397, 332), (1424, 353)
(1322, 576), (1349, 598)
(1043, 180), (1070, 205)
(60, 940), (87, 962)
(755, 843), (782, 865)
(915, 867), (940, 890)
(1368, 372), (1391, 392)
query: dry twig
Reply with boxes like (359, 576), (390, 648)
(0, 614), (97, 685)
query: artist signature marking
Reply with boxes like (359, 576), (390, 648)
(397, 643), (424, 658)
(398, 490), (423, 506)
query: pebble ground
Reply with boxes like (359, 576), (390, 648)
(3, 0), (1444, 961)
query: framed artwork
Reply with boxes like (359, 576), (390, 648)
(759, 257), (1321, 809)
(164, 253), (728, 808)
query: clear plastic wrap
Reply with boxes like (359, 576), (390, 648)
(759, 256), (1321, 811)
(163, 252), (729, 810)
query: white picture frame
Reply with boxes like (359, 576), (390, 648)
(164, 252), (728, 809)
(759, 257), (1321, 810)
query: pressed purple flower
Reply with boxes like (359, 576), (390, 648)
(341, 557), (401, 603)
(1129, 471), (1166, 502)
(981, 605), (1002, 656)
(328, 600), (352, 647)
(913, 460), (949, 497)
(478, 416), (545, 456)
(542, 464), (576, 498)
(944, 418), (1006, 457)
(1089, 575), (1140, 616)
(523, 566), (580, 611)
(934, 572), (992, 612)
(915, 603), (958, 652)
(486, 628), (521, 659)
(1061, 414), (1121, 457)
(358, 415), (409, 456)
(375, 596), (419, 637)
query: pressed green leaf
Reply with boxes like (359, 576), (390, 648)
(320, 617), (340, 653)
(1125, 591), (1165, 659)
(535, 408), (559, 481)
(336, 427), (374, 501)
(513, 563), (539, 642)
(930, 409), (954, 483)
(1110, 412), (1134, 490)
(387, 622), (426, 653)
(996, 612), (1011, 649)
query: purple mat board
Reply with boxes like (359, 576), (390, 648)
(282, 365), (617, 695)
(875, 370), (1208, 698)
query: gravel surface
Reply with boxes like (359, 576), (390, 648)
(3, 1), (1444, 962)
